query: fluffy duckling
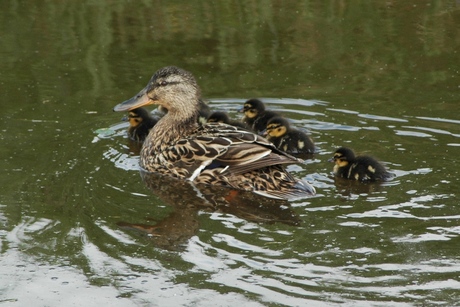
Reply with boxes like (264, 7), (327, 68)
(240, 98), (280, 134)
(126, 107), (158, 142)
(329, 147), (393, 181)
(264, 117), (315, 154)
(197, 99), (211, 124)
(208, 111), (251, 130)
(113, 66), (315, 200)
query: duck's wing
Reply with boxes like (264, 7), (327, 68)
(185, 123), (302, 175)
(217, 138), (297, 175)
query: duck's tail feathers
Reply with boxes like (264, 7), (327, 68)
(255, 180), (316, 200)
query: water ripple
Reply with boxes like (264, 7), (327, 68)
(87, 97), (460, 305)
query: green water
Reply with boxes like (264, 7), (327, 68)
(1, 1), (460, 306)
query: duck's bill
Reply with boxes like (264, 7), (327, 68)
(113, 86), (152, 112)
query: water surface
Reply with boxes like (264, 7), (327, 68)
(1, 1), (460, 306)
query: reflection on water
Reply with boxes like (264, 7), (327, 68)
(118, 170), (301, 250)
(331, 176), (388, 198)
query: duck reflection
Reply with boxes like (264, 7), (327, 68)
(117, 171), (301, 250)
(127, 139), (143, 156)
(332, 176), (385, 197)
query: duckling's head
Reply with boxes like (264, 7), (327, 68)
(328, 147), (356, 167)
(240, 98), (265, 119)
(126, 108), (151, 128)
(114, 66), (201, 118)
(208, 111), (230, 124)
(264, 116), (289, 138)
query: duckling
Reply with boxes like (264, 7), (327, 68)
(240, 98), (281, 134)
(113, 66), (315, 200)
(125, 107), (158, 142)
(197, 99), (211, 124)
(208, 111), (251, 130)
(329, 147), (393, 181)
(263, 116), (315, 154)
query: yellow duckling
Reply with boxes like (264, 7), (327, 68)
(240, 98), (281, 134)
(113, 66), (315, 199)
(329, 147), (393, 181)
(263, 116), (315, 154)
(125, 107), (158, 142)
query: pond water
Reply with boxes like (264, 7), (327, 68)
(1, 1), (460, 306)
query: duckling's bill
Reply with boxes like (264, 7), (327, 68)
(113, 85), (153, 112)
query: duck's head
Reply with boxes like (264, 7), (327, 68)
(125, 108), (150, 128)
(263, 116), (289, 138)
(328, 147), (355, 167)
(239, 98), (265, 118)
(114, 66), (201, 117)
(208, 111), (230, 124)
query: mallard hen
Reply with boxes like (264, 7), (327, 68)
(113, 66), (315, 199)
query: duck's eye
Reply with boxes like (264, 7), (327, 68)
(159, 80), (168, 86)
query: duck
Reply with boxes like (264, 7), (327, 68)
(263, 116), (315, 154)
(328, 147), (393, 181)
(207, 111), (251, 130)
(240, 98), (281, 134)
(125, 107), (158, 142)
(113, 66), (315, 200)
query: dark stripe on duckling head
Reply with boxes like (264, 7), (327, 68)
(244, 107), (258, 118)
(332, 153), (349, 167)
(128, 112), (143, 127)
(242, 99), (265, 118)
(265, 117), (289, 138)
(333, 147), (356, 160)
